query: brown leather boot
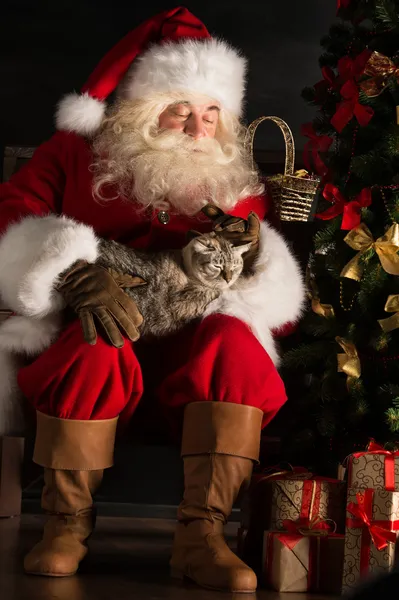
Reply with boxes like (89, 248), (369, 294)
(170, 402), (263, 593)
(24, 411), (118, 577)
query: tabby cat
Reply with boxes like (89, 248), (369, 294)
(97, 232), (250, 338)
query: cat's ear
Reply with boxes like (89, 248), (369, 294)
(233, 242), (253, 257)
(186, 230), (203, 242)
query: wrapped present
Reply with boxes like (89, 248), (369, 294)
(347, 440), (399, 490)
(342, 488), (399, 592)
(242, 468), (346, 533)
(263, 519), (345, 593)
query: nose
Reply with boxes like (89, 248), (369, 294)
(222, 269), (232, 283)
(184, 113), (206, 139)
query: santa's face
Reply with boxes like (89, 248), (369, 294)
(158, 101), (220, 140)
(91, 95), (262, 215)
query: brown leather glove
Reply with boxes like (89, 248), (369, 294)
(201, 204), (261, 272)
(56, 260), (146, 348)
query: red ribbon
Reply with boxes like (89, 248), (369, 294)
(331, 79), (374, 132)
(267, 520), (341, 592)
(270, 518), (331, 555)
(346, 490), (399, 574)
(314, 66), (340, 102)
(283, 517), (332, 535)
(301, 124), (333, 176)
(342, 188), (372, 229)
(337, 0), (351, 10)
(338, 51), (371, 83)
(316, 185), (372, 230)
(349, 439), (399, 491)
(316, 184), (346, 221)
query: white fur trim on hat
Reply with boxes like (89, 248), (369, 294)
(123, 39), (247, 116)
(55, 92), (106, 135)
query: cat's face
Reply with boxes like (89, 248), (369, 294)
(182, 232), (251, 290)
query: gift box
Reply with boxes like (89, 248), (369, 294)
(263, 521), (345, 593)
(347, 440), (399, 490)
(342, 488), (399, 592)
(242, 470), (346, 533)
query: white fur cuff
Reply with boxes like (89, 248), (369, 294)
(0, 215), (99, 317)
(204, 221), (305, 365)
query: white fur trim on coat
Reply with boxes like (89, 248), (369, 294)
(123, 39), (246, 117)
(205, 221), (305, 365)
(55, 92), (106, 135)
(0, 314), (61, 436)
(0, 215), (99, 318)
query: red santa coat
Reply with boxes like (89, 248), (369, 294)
(0, 130), (305, 434)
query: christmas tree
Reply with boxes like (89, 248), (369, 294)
(280, 0), (399, 473)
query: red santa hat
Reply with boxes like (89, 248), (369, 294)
(56, 6), (247, 136)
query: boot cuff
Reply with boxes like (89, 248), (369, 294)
(181, 402), (262, 462)
(33, 411), (118, 470)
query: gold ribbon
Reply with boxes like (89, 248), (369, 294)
(336, 336), (361, 386)
(306, 268), (335, 318)
(360, 52), (399, 124)
(378, 295), (399, 332)
(360, 51), (399, 98)
(341, 223), (399, 281)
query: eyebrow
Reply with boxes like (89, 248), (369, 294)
(172, 101), (220, 112)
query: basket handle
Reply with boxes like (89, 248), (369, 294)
(245, 116), (295, 176)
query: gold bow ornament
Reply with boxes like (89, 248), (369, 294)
(360, 51), (399, 123)
(336, 336), (361, 386)
(341, 223), (399, 281)
(306, 268), (335, 318)
(378, 295), (399, 333)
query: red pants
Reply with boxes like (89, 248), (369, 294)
(18, 315), (287, 439)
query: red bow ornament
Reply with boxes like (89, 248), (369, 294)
(338, 50), (371, 83)
(316, 184), (346, 221)
(314, 66), (340, 101)
(337, 0), (351, 10)
(316, 185), (372, 230)
(301, 124), (333, 176)
(342, 188), (372, 230)
(331, 79), (374, 132)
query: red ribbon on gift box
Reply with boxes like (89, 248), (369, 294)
(255, 467), (340, 524)
(349, 439), (399, 491)
(347, 489), (399, 575)
(266, 518), (341, 592)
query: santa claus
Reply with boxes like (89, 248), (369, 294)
(0, 7), (304, 593)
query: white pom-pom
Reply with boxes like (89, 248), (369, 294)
(55, 92), (106, 136)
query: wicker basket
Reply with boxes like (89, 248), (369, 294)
(246, 116), (321, 222)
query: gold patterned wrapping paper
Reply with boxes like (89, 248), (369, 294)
(241, 475), (346, 533)
(342, 489), (399, 592)
(263, 531), (345, 593)
(347, 444), (399, 490)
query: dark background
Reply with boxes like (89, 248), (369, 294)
(1, 0), (336, 156)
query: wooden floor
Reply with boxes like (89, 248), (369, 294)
(0, 514), (334, 599)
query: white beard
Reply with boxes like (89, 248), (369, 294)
(91, 103), (262, 216)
